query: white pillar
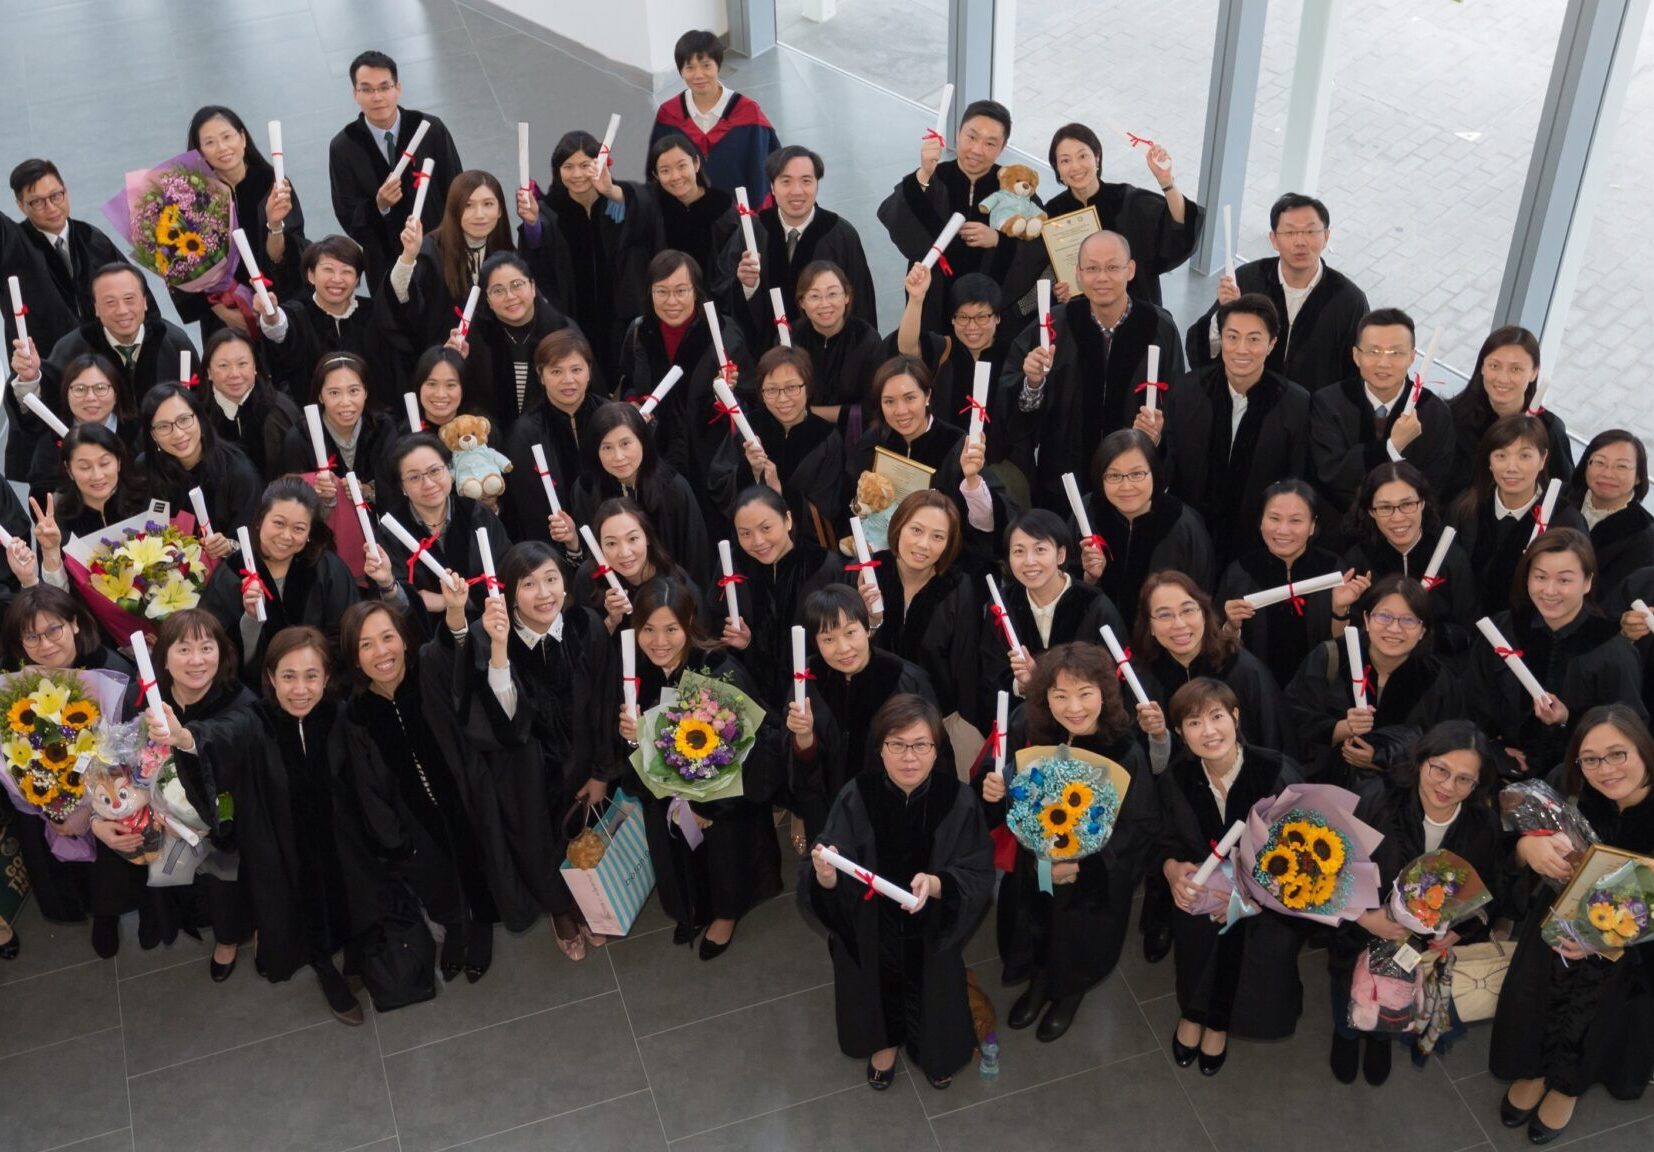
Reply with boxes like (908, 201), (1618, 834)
(1277, 0), (1341, 196)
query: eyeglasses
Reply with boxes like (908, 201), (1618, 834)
(1369, 610), (1423, 632)
(651, 286), (695, 302)
(1149, 605), (1203, 624)
(760, 383), (806, 400)
(883, 739), (936, 759)
(1577, 749), (1632, 773)
(486, 278), (530, 299)
(1358, 346), (1413, 361)
(801, 289), (845, 306)
(151, 411), (197, 437)
(1102, 469), (1151, 486)
(1423, 759), (1480, 792)
(953, 310), (997, 328)
(355, 81), (398, 96)
(22, 621), (68, 646)
(1370, 498), (1423, 518)
(1587, 457), (1637, 475)
(1077, 263), (1129, 277)
(1273, 227), (1326, 240)
(401, 464), (450, 487)
(68, 382), (114, 398)
(24, 189), (67, 211)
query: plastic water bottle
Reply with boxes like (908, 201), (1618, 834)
(979, 1033), (1000, 1079)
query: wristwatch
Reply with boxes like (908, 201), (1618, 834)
(268, 221), (286, 235)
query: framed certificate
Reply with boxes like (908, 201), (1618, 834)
(1041, 205), (1102, 291)
(873, 446), (936, 502)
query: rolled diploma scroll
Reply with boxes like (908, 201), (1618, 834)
(1099, 624), (1150, 707)
(129, 630), (167, 733)
(968, 360), (990, 444)
(517, 122), (530, 189)
(985, 575), (1022, 654)
(22, 392), (69, 437)
(236, 526), (266, 622)
(456, 284), (480, 333)
(791, 625), (808, 709)
(712, 379), (758, 445)
(1062, 473), (1095, 543)
(1526, 377), (1550, 416)
(598, 113), (620, 164)
(1144, 345), (1161, 414)
(7, 276), (28, 349)
(638, 366), (683, 417)
(920, 212), (965, 270)
(1404, 327), (1442, 416)
(718, 540), (742, 630)
(380, 512), (449, 580)
(620, 628), (638, 719)
(409, 157), (437, 222)
(0, 519), (12, 547)
(1422, 527), (1456, 582)
(1192, 820), (1247, 888)
(932, 82), (954, 142)
(403, 391), (422, 433)
(1476, 617), (1551, 705)
(769, 287), (791, 347)
(302, 404), (329, 469)
(1345, 626), (1367, 709)
(231, 229), (274, 315)
(1529, 478), (1563, 545)
(188, 487), (213, 538)
(180, 350), (191, 384)
(734, 187), (760, 260)
(849, 517), (884, 615)
(702, 301), (730, 368)
(580, 524), (629, 607)
(346, 473), (377, 555)
(474, 526), (500, 597)
(1242, 570), (1344, 609)
(268, 120), (284, 187)
(1037, 279), (1052, 350)
(388, 119), (431, 181)
(994, 690), (1009, 776)
(816, 845), (921, 909)
(530, 444), (562, 515)
(1634, 599), (1654, 634)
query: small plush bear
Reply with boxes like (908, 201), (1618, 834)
(438, 414), (513, 499)
(978, 163), (1049, 238)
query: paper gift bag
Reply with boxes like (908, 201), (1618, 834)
(560, 789), (654, 937)
(0, 809), (30, 929)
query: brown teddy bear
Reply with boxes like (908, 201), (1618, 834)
(978, 163), (1049, 238)
(437, 414), (513, 499)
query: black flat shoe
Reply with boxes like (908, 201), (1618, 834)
(673, 922), (703, 946)
(1170, 1030), (1200, 1068)
(865, 1060), (895, 1091)
(1529, 1116), (1570, 1145)
(0, 929), (18, 961)
(698, 922), (736, 961)
(927, 1073), (952, 1090)
(1143, 926), (1172, 964)
(1500, 1089), (1541, 1128)
(1007, 976), (1049, 1030)
(1329, 1034), (1359, 1084)
(1198, 1044), (1227, 1076)
(440, 960), (465, 983)
(1036, 993), (1083, 1042)
(209, 954), (237, 982)
(91, 916), (119, 959)
(1362, 1036), (1392, 1086)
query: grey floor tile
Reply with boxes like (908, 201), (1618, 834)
(1567, 1115), (1654, 1150)
(128, 1020), (395, 1152)
(0, 1028), (129, 1152)
(51, 1130), (136, 1151)
(449, 1089), (666, 1151)
(1454, 1071), (1654, 1151)
(309, 0), (464, 47)
(639, 983), (861, 1141)
(670, 1076), (932, 1152)
(0, 899), (99, 987)
(375, 920), (617, 1056)
(113, 912), (212, 980)
(384, 991), (647, 1152)
(0, 957), (116, 1059)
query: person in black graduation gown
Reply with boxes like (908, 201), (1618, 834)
(980, 509), (1126, 721)
(717, 146), (878, 349)
(202, 477), (360, 682)
(614, 577), (784, 959)
(1448, 414), (1585, 618)
(1160, 680), (1306, 1071)
(567, 403), (712, 585)
(328, 51), (465, 291)
(1566, 430), (1654, 614)
(632, 135), (736, 288)
(876, 99), (1044, 335)
(502, 330), (605, 544)
(1309, 308), (1455, 517)
(407, 344), (485, 444)
(1285, 575), (1464, 788)
(1044, 123), (1202, 308)
(787, 585), (936, 844)
(773, 262), (883, 428)
(447, 253), (578, 428)
(278, 353), (401, 506)
(179, 106), (306, 341)
(1336, 463), (1477, 659)
(1004, 231), (1185, 514)
(0, 207), (79, 374)
(256, 235), (401, 407)
(1164, 294), (1311, 568)
(1445, 326), (1573, 495)
(36, 424), (149, 546)
(138, 384), (260, 560)
(978, 643), (1160, 1041)
(707, 346), (845, 544)
(892, 267), (1015, 467)
(1466, 530), (1645, 781)
(1075, 430), (1215, 633)
(805, 693), (993, 1088)
(1328, 722), (1506, 1087)
(20, 354), (140, 504)
(201, 329), (299, 482)
(1218, 479), (1356, 689)
(570, 498), (705, 637)
(1490, 705), (1654, 1141)
(1185, 193), (1369, 394)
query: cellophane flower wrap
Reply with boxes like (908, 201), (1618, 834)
(1362, 850), (1493, 983)
(1499, 779), (1597, 881)
(1541, 858), (1654, 955)
(631, 671), (765, 803)
(1004, 744), (1129, 873)
(100, 150), (240, 295)
(62, 506), (216, 642)
(1236, 782), (1382, 926)
(0, 667), (134, 862)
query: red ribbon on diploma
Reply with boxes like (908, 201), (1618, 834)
(138, 677), (158, 700)
(852, 867), (878, 901)
(846, 559), (881, 574)
(1531, 505), (1548, 535)
(957, 396), (991, 426)
(793, 669), (816, 685)
(1285, 581), (1306, 617)
(11, 304), (26, 317)
(984, 723), (1003, 759)
(922, 128), (945, 147)
(775, 316), (791, 336)
(1353, 665), (1375, 700)
(1494, 645), (1524, 660)
(182, 373), (200, 389)
(453, 306), (472, 337)
(405, 532), (440, 583)
(591, 564), (615, 582)
(597, 145), (612, 169)
(1125, 131), (1155, 149)
(988, 604), (1016, 647)
(1080, 533), (1112, 558)
(410, 166), (429, 186)
(928, 246), (953, 276)
(734, 201), (759, 221)
(1113, 647), (1134, 681)
(1420, 575), (1446, 591)
(1134, 380), (1169, 399)
(1039, 311), (1057, 347)
(466, 573), (502, 592)
(240, 567), (273, 601)
(716, 573), (747, 590)
(709, 399), (745, 434)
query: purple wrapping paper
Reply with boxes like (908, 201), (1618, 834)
(1235, 782), (1385, 926)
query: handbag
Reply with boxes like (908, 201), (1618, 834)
(1446, 939), (1512, 1023)
(360, 881), (437, 1012)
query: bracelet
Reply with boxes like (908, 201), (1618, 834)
(268, 221), (286, 235)
(1159, 182), (1175, 192)
(1330, 609), (1350, 621)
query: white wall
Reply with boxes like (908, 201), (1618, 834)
(487, 0), (729, 77)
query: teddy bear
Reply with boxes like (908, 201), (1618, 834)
(978, 164), (1049, 238)
(438, 414), (513, 500)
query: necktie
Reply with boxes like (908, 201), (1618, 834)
(786, 229), (800, 261)
(55, 236), (72, 274)
(384, 130), (396, 166)
(117, 345), (137, 370)
(1374, 404), (1388, 421)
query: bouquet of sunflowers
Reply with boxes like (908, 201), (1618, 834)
(631, 671), (766, 805)
(0, 667), (134, 862)
(62, 504), (216, 641)
(1004, 744), (1131, 893)
(1542, 856), (1654, 956)
(1236, 783), (1382, 926)
(100, 150), (239, 293)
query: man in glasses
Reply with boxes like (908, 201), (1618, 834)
(328, 50), (465, 290)
(1186, 192), (1369, 393)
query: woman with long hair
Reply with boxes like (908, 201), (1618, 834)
(1445, 325), (1573, 494)
(139, 382), (261, 558)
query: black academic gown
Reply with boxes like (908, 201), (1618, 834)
(0, 213), (87, 362)
(1450, 496), (1588, 618)
(278, 409), (401, 507)
(802, 766), (994, 1080)
(791, 318), (884, 416)
(144, 443), (263, 544)
(1078, 492), (1216, 630)
(163, 680), (257, 946)
(709, 540), (850, 710)
(976, 578), (1126, 722)
(714, 205), (878, 349)
(206, 381), (300, 483)
(1045, 183), (1203, 307)
(0, 481), (35, 615)
(1447, 400), (1574, 496)
(1158, 746), (1305, 1037)
(328, 107), (464, 289)
(567, 468), (712, 588)
(1002, 297), (1185, 514)
(1216, 546), (1344, 690)
(627, 183), (736, 287)
(460, 295), (577, 426)
(1579, 502), (1654, 615)
(16, 215), (150, 331)
(1163, 366), (1311, 568)
(1185, 258), (1369, 394)
(502, 392), (604, 542)
(1142, 647), (1294, 757)
(1308, 379), (1455, 515)
(262, 295), (401, 407)
(894, 330), (1015, 466)
(707, 410), (846, 545)
(201, 547), (360, 682)
(534, 186), (629, 380)
(25, 417), (140, 506)
(169, 163), (306, 341)
(377, 495), (512, 622)
(1340, 528), (1479, 660)
(868, 554), (984, 724)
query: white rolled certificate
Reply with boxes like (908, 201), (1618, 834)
(816, 845), (921, 909)
(1191, 820), (1246, 888)
(0, 519), (13, 548)
(1221, 203), (1235, 281)
(769, 287), (791, 347)
(718, 540), (742, 630)
(985, 574), (1022, 655)
(529, 444), (562, 515)
(1344, 626), (1367, 709)
(1526, 377), (1550, 416)
(1529, 477), (1563, 545)
(456, 284), (480, 335)
(475, 526), (500, 597)
(403, 391), (422, 433)
(994, 690), (1009, 776)
(231, 229), (274, 316)
(968, 360), (990, 445)
(1476, 617), (1551, 705)
(598, 113), (620, 165)
(180, 350), (192, 385)
(703, 301), (730, 368)
(620, 628), (638, 718)
(1403, 327), (1440, 416)
(931, 82), (954, 143)
(302, 404), (329, 470)
(188, 487), (213, 538)
(7, 276), (28, 349)
(236, 526), (266, 622)
(268, 120), (284, 188)
(1634, 599), (1654, 634)
(22, 392), (69, 437)
(1099, 624), (1150, 706)
(1062, 472), (1098, 548)
(712, 379), (758, 445)
(1036, 279), (1052, 351)
(345, 473), (377, 554)
(638, 365), (684, 417)
(921, 212), (965, 270)
(381, 512), (449, 580)
(1242, 570), (1344, 610)
(409, 157), (437, 223)
(791, 625), (809, 709)
(849, 517), (885, 615)
(580, 524), (629, 605)
(388, 119), (430, 180)
(517, 122), (531, 189)
(129, 630), (168, 735)
(1143, 345), (1161, 414)
(734, 187), (760, 261)
(1422, 527), (1456, 586)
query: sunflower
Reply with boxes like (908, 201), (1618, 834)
(1303, 827), (1346, 874)
(174, 231), (205, 257)
(22, 773), (58, 806)
(1278, 874), (1312, 909)
(1048, 830), (1081, 858)
(1258, 845), (1299, 884)
(1308, 873), (1338, 907)
(61, 700), (98, 729)
(672, 718), (722, 761)
(38, 740), (75, 773)
(1280, 820), (1315, 849)
(6, 698), (37, 732)
(1039, 803), (1074, 837)
(1586, 902), (1617, 930)
(154, 251), (170, 276)
(156, 221), (181, 246)
(1061, 782), (1095, 812)
(1615, 909), (1642, 938)
(158, 204), (181, 232)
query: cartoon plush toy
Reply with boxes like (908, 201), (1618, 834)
(438, 414), (513, 500)
(978, 164), (1049, 238)
(86, 760), (164, 866)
